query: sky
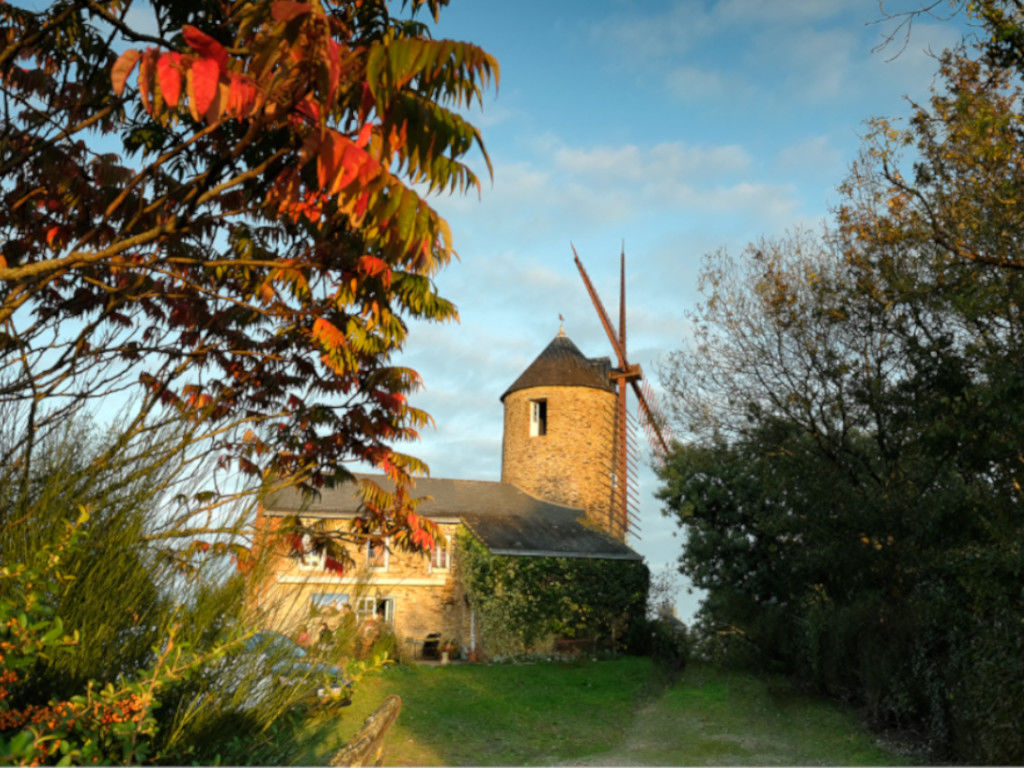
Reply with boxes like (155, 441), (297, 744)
(377, 0), (976, 621)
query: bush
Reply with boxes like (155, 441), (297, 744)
(457, 532), (649, 658)
(0, 416), (351, 765)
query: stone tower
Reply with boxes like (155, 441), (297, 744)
(500, 329), (622, 539)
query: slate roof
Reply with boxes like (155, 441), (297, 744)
(263, 475), (641, 561)
(500, 331), (614, 401)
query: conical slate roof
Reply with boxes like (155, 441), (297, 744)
(500, 330), (614, 401)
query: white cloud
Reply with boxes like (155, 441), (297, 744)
(713, 0), (861, 25)
(553, 141), (752, 179)
(665, 65), (738, 101)
(588, 1), (710, 59)
(775, 135), (845, 176)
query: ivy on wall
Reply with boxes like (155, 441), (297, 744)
(456, 531), (649, 656)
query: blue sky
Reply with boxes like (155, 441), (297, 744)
(384, 0), (974, 620)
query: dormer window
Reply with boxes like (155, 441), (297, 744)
(529, 399), (547, 436)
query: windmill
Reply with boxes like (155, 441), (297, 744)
(572, 244), (672, 540)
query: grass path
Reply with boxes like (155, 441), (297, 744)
(564, 665), (905, 765)
(300, 659), (912, 766)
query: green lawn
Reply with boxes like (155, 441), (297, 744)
(296, 658), (913, 766)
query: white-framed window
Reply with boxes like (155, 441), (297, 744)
(430, 533), (452, 572)
(296, 533), (325, 571)
(356, 596), (394, 624)
(529, 398), (547, 436)
(366, 537), (389, 571)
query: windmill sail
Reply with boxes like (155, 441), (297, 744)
(573, 245), (673, 540)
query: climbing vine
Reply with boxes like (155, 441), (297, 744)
(456, 532), (648, 657)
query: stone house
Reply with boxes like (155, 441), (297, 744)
(255, 330), (643, 657)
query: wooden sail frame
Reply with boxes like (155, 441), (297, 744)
(572, 244), (671, 539)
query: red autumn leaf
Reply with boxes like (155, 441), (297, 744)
(45, 225), (61, 246)
(189, 57), (220, 119)
(271, 1), (312, 23)
(359, 80), (374, 121)
(358, 255), (388, 278)
(182, 25), (228, 74)
(156, 53), (181, 107)
(324, 555), (345, 574)
(317, 131), (343, 190)
(412, 527), (434, 549)
(227, 73), (258, 117)
(328, 143), (367, 193)
(355, 121), (373, 148)
(295, 97), (320, 123)
(353, 191), (371, 220)
(325, 39), (341, 103)
(111, 49), (141, 96)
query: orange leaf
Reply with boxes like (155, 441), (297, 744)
(312, 317), (347, 351)
(355, 121), (373, 148)
(111, 49), (141, 96)
(156, 53), (181, 107)
(326, 39), (341, 104)
(138, 50), (154, 113)
(317, 131), (342, 190)
(190, 57), (220, 119)
(358, 255), (388, 278)
(228, 73), (258, 117)
(353, 192), (370, 220)
(295, 98), (320, 123)
(182, 25), (228, 74)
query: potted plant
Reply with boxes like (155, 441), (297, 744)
(440, 640), (458, 664)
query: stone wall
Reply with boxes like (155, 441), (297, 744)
(500, 384), (617, 537)
(256, 518), (474, 659)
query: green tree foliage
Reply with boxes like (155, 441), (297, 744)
(659, 23), (1024, 763)
(456, 532), (649, 658)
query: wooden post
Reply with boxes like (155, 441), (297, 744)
(330, 695), (402, 767)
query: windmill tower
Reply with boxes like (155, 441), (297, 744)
(573, 245), (672, 540)
(500, 327), (619, 536)
(499, 247), (671, 542)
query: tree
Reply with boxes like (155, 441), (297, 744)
(0, 0), (496, 560)
(1, 2), (497, 763)
(658, 33), (1024, 762)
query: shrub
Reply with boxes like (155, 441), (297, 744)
(0, 416), (354, 765)
(457, 532), (649, 658)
